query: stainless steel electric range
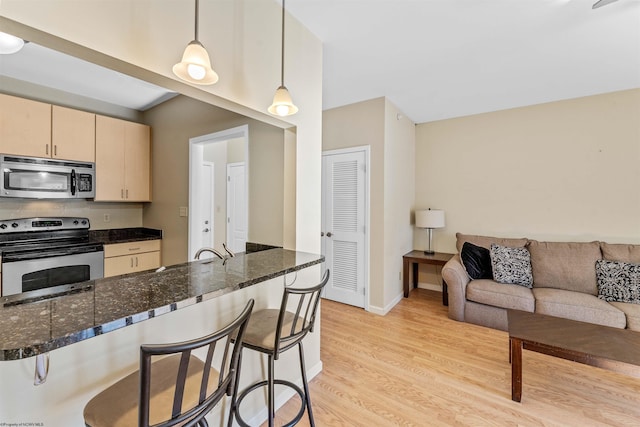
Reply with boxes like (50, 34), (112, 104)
(0, 217), (104, 296)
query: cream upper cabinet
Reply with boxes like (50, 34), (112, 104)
(124, 121), (151, 201)
(95, 115), (151, 202)
(51, 105), (96, 162)
(0, 93), (52, 157)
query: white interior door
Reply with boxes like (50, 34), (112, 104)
(322, 147), (368, 308)
(227, 162), (247, 253)
(199, 162), (214, 258)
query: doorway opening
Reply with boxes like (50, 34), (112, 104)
(188, 125), (249, 260)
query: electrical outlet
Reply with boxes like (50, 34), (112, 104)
(179, 207), (188, 217)
(103, 214), (110, 223)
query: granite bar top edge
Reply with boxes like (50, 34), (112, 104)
(0, 249), (323, 361)
(88, 227), (163, 245)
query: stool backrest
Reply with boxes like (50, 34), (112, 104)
(138, 299), (254, 427)
(275, 270), (330, 357)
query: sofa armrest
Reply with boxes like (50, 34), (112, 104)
(442, 255), (470, 321)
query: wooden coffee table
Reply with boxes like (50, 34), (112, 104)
(508, 310), (640, 402)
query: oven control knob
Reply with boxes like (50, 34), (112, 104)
(0, 224), (6, 229)
(81, 220), (87, 225)
(11, 222), (18, 228)
(73, 220), (79, 225)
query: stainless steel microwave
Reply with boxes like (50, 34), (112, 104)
(0, 154), (95, 199)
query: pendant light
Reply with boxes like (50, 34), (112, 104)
(268, 0), (298, 116)
(0, 32), (25, 55)
(173, 0), (219, 85)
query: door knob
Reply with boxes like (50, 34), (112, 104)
(203, 228), (210, 232)
(326, 232), (333, 237)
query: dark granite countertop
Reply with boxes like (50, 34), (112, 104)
(0, 249), (323, 361)
(88, 227), (163, 245)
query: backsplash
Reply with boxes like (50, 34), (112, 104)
(0, 200), (143, 230)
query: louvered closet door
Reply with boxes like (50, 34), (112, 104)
(322, 149), (367, 308)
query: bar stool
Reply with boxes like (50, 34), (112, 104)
(83, 299), (254, 427)
(228, 270), (330, 427)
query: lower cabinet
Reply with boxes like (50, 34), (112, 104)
(104, 240), (161, 278)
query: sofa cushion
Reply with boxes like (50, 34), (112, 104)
(533, 287), (626, 329)
(527, 240), (601, 295)
(490, 244), (533, 288)
(461, 242), (493, 280)
(601, 243), (640, 263)
(609, 302), (640, 331)
(466, 279), (535, 312)
(596, 259), (640, 304)
(455, 233), (528, 254)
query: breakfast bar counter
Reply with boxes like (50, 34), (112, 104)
(0, 248), (323, 360)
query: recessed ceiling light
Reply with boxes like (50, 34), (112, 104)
(0, 32), (25, 55)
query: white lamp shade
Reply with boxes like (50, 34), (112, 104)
(0, 32), (25, 54)
(173, 41), (219, 85)
(415, 209), (445, 229)
(268, 85), (298, 116)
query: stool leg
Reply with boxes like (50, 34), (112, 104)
(298, 342), (315, 427)
(268, 354), (275, 427)
(227, 348), (244, 427)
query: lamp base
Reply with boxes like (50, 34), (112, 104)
(423, 250), (435, 255)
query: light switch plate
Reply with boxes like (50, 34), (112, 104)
(179, 207), (188, 217)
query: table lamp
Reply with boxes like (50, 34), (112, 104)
(415, 209), (445, 255)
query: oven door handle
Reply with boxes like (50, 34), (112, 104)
(70, 169), (77, 196)
(2, 245), (104, 262)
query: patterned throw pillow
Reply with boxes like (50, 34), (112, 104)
(490, 243), (533, 288)
(596, 259), (640, 304)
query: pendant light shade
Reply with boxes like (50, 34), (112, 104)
(268, 85), (298, 116)
(0, 32), (25, 55)
(173, 0), (218, 85)
(269, 0), (298, 116)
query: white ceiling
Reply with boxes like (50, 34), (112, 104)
(1, 1), (638, 122)
(287, 0), (640, 123)
(0, 42), (177, 111)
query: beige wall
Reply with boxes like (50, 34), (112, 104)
(383, 99), (416, 308)
(415, 88), (640, 254)
(141, 95), (287, 266)
(323, 97), (415, 312)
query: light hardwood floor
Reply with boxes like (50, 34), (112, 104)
(268, 289), (640, 426)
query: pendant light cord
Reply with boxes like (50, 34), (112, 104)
(194, 0), (200, 41)
(280, 0), (285, 86)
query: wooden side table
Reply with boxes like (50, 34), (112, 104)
(403, 250), (455, 305)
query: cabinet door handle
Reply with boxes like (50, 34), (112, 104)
(54, 145), (57, 156)
(326, 232), (333, 237)
(135, 256), (139, 267)
(130, 257), (133, 268)
(126, 189), (129, 199)
(121, 189), (124, 199)
(45, 144), (49, 156)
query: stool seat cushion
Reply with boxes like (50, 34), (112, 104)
(84, 354), (219, 427)
(243, 309), (304, 351)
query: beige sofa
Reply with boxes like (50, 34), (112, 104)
(441, 233), (640, 331)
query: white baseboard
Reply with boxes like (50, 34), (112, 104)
(244, 360), (323, 426)
(368, 292), (403, 316)
(418, 282), (443, 292)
